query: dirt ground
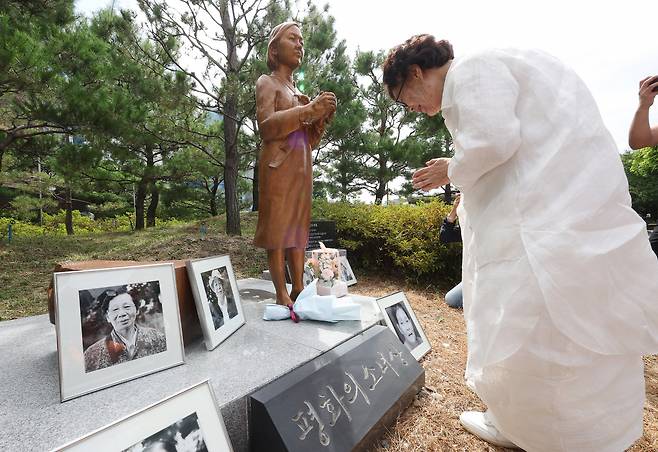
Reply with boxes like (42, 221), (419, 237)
(352, 276), (658, 452)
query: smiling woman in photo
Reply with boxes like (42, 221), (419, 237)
(83, 288), (167, 372)
(204, 267), (238, 330)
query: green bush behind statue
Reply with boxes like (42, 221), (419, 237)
(313, 200), (462, 286)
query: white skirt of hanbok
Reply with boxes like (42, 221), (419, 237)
(469, 305), (645, 452)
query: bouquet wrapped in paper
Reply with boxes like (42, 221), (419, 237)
(262, 280), (361, 323)
(306, 242), (348, 297)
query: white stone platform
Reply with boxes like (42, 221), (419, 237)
(0, 278), (381, 452)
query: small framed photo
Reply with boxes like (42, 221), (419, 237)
(339, 254), (357, 286)
(284, 251), (317, 287)
(376, 292), (431, 360)
(54, 263), (185, 402)
(55, 380), (234, 452)
(302, 263), (315, 287)
(186, 255), (245, 351)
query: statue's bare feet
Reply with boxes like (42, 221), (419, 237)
(290, 288), (302, 301)
(276, 293), (294, 306)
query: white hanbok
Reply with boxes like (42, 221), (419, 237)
(442, 48), (658, 452)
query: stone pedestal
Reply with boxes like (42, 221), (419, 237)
(0, 278), (383, 452)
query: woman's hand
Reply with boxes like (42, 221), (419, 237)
(412, 157), (451, 191)
(638, 76), (658, 109)
(447, 193), (461, 222)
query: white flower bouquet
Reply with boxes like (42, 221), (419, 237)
(306, 242), (347, 297)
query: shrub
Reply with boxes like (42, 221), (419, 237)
(42, 210), (99, 234)
(0, 217), (45, 238)
(0, 211), (188, 238)
(313, 200), (462, 286)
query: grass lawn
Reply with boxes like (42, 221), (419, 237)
(1, 214), (657, 451)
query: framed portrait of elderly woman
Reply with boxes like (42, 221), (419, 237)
(54, 263), (185, 402)
(55, 380), (234, 452)
(186, 255), (245, 351)
(376, 292), (431, 361)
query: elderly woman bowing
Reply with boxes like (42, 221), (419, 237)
(254, 22), (336, 306)
(383, 35), (658, 451)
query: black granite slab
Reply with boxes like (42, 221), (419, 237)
(306, 220), (338, 250)
(249, 325), (425, 452)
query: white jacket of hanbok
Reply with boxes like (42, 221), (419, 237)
(442, 49), (658, 382)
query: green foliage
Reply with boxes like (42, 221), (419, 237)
(0, 217), (44, 238)
(623, 147), (658, 220)
(313, 200), (462, 285)
(9, 194), (57, 221)
(1, 0), (458, 241)
(317, 50), (451, 204)
(0, 211), (186, 237)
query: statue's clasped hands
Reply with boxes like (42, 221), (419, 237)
(310, 91), (337, 121)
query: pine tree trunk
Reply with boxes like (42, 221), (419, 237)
(374, 156), (387, 205)
(65, 185), (74, 235)
(135, 180), (147, 230)
(443, 183), (452, 203)
(374, 186), (385, 205)
(0, 135), (13, 174)
(209, 177), (220, 216)
(220, 1), (241, 236)
(146, 181), (158, 227)
(224, 117), (241, 234)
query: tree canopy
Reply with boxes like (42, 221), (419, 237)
(5, 0), (650, 236)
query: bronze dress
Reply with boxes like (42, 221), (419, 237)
(253, 74), (326, 250)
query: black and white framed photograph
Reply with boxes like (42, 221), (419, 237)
(284, 251), (316, 287)
(54, 263), (185, 402)
(376, 292), (431, 360)
(55, 380), (233, 452)
(339, 254), (357, 286)
(302, 263), (315, 287)
(302, 250), (316, 287)
(186, 255), (245, 351)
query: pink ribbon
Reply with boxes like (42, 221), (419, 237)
(287, 303), (300, 323)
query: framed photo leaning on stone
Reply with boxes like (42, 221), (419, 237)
(339, 253), (357, 286)
(54, 263), (185, 402)
(186, 255), (245, 351)
(377, 292), (431, 360)
(55, 380), (233, 452)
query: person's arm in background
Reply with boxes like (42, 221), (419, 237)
(629, 75), (658, 150)
(439, 193), (462, 243)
